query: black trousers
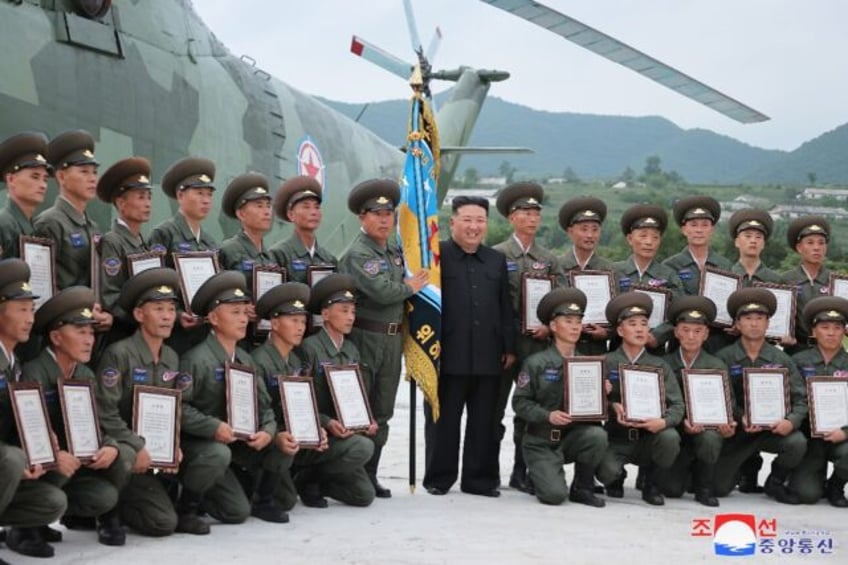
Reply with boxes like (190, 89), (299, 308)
(423, 373), (501, 493)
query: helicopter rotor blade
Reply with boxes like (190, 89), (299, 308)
(424, 26), (443, 63)
(402, 0), (424, 54)
(350, 35), (414, 80)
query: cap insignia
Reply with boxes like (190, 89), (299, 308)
(689, 310), (703, 318)
(749, 220), (761, 226)
(583, 210), (596, 216)
(344, 290), (354, 298)
(526, 197), (538, 205)
(567, 303), (580, 311)
(82, 150), (94, 159)
(693, 208), (706, 214)
(376, 196), (389, 204)
(35, 154), (46, 163)
(138, 175), (149, 183)
(809, 225), (822, 232)
(744, 303), (761, 311)
(157, 285), (172, 294)
(198, 174), (211, 183)
(81, 308), (93, 318)
(826, 310), (841, 318)
(233, 288), (245, 297)
(21, 282), (32, 292)
(293, 300), (304, 309)
(630, 307), (645, 314)
(255, 187), (267, 194)
(643, 218), (657, 225)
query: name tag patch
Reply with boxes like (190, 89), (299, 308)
(69, 232), (85, 248)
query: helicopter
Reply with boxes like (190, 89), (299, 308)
(0, 0), (766, 256)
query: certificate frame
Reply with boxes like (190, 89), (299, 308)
(132, 385), (181, 469)
(619, 364), (666, 422)
(278, 376), (323, 449)
(563, 356), (607, 421)
(742, 367), (790, 427)
(127, 251), (165, 277)
(681, 369), (733, 429)
(324, 364), (373, 432)
(173, 251), (220, 315)
(521, 273), (554, 334)
(57, 379), (102, 463)
(752, 282), (797, 340)
(90, 232), (102, 302)
(8, 382), (57, 470)
(829, 273), (848, 300)
(19, 235), (56, 311)
(307, 265), (336, 329)
(253, 264), (287, 336)
(805, 376), (848, 438)
(630, 284), (672, 330)
(699, 267), (741, 328)
(225, 362), (259, 440)
(569, 270), (615, 326)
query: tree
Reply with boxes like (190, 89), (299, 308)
(498, 160), (517, 184)
(807, 172), (817, 186)
(620, 166), (636, 183)
(462, 167), (479, 187)
(563, 166), (580, 183)
(644, 155), (662, 176)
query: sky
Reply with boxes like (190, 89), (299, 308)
(193, 0), (847, 152)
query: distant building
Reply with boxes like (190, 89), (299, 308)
(611, 181), (628, 189)
(545, 177), (567, 184)
(798, 187), (848, 201)
(442, 188), (499, 209)
(719, 195), (771, 212)
(479, 176), (507, 187)
(769, 204), (848, 221)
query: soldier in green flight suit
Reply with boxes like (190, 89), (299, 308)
(713, 288), (808, 504)
(339, 179), (428, 498)
(558, 196), (614, 357)
(789, 296), (848, 507)
(657, 296), (735, 507)
(612, 204), (683, 352)
(0, 132), (52, 260)
(95, 268), (192, 536)
(268, 176), (337, 285)
(512, 287), (608, 507)
(96, 157), (157, 347)
(23, 286), (131, 546)
(179, 271), (294, 525)
(728, 209), (784, 287)
(595, 293), (684, 506)
(491, 182), (562, 493)
(0, 259), (67, 560)
(148, 157), (219, 354)
(253, 281), (375, 508)
(782, 216), (832, 356)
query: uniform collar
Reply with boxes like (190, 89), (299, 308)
(57, 196), (89, 227)
(130, 330), (157, 366)
(5, 199), (35, 233)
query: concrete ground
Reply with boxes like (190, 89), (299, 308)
(5, 382), (844, 564)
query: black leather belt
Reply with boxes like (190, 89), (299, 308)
(354, 317), (402, 335)
(608, 425), (641, 442)
(527, 423), (564, 443)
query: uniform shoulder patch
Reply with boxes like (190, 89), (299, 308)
(101, 368), (120, 388)
(363, 259), (381, 276)
(151, 243), (167, 254)
(102, 257), (122, 277)
(516, 371), (531, 388)
(177, 373), (193, 390)
(162, 370), (179, 382)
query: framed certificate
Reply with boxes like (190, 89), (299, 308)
(58, 380), (101, 462)
(753, 282), (796, 340)
(90, 232), (102, 302)
(631, 285), (671, 330)
(132, 386), (181, 469)
(253, 265), (287, 336)
(8, 382), (57, 469)
(805, 376), (848, 438)
(563, 357), (606, 421)
(127, 251), (165, 277)
(522, 273), (554, 334)
(173, 251), (220, 315)
(19, 235), (56, 311)
(278, 377), (323, 448)
(829, 273), (848, 300)
(569, 270), (614, 326)
(743, 368), (790, 427)
(619, 365), (665, 422)
(225, 363), (259, 439)
(681, 369), (733, 428)
(324, 364), (373, 432)
(699, 267), (741, 327)
(307, 266), (335, 329)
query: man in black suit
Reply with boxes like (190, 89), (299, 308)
(424, 196), (516, 497)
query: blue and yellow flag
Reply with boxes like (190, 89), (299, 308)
(397, 92), (441, 420)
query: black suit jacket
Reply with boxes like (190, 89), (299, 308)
(440, 238), (515, 376)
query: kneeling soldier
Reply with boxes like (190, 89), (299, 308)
(596, 293), (684, 505)
(512, 288), (608, 507)
(253, 282), (375, 508)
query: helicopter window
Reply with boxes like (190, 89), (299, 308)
(73, 0), (112, 20)
(59, 2), (122, 57)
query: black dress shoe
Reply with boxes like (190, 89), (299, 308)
(605, 477), (624, 499)
(369, 476), (392, 499)
(6, 527), (55, 558)
(695, 488), (719, 507)
(426, 486), (449, 495)
(295, 474), (329, 508)
(764, 474), (800, 505)
(569, 487), (605, 508)
(737, 473), (764, 494)
(641, 484), (665, 506)
(97, 511), (126, 546)
(251, 501), (290, 524)
(39, 525), (63, 543)
(60, 515), (96, 531)
(463, 488), (500, 498)
(175, 512), (210, 535)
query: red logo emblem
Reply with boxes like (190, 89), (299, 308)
(297, 137), (325, 188)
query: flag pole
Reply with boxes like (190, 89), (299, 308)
(409, 377), (416, 493)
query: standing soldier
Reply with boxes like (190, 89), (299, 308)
(0, 259), (67, 560)
(789, 296), (848, 506)
(269, 176), (337, 284)
(713, 288), (807, 503)
(512, 288), (608, 507)
(23, 287), (130, 546)
(596, 293), (684, 506)
(782, 216), (832, 356)
(180, 272), (293, 525)
(558, 196), (613, 355)
(339, 179), (428, 498)
(492, 182), (561, 493)
(728, 209), (783, 286)
(148, 157), (218, 354)
(0, 132), (52, 259)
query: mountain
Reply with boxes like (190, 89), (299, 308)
(321, 95), (847, 185)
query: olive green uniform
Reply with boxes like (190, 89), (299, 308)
(300, 328), (362, 426)
(268, 233), (337, 285)
(512, 346), (608, 505)
(179, 333), (291, 524)
(22, 349), (131, 519)
(612, 257), (684, 349)
(731, 261), (784, 287)
(713, 340), (808, 496)
(596, 347), (684, 487)
(559, 247), (613, 355)
(782, 265), (831, 355)
(339, 232), (411, 448)
(0, 199), (33, 260)
(789, 347), (848, 503)
(253, 339), (375, 507)
(33, 197), (100, 289)
(95, 330), (181, 536)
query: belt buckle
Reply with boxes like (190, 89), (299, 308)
(550, 429), (561, 442)
(628, 428), (640, 442)
(387, 322), (399, 335)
